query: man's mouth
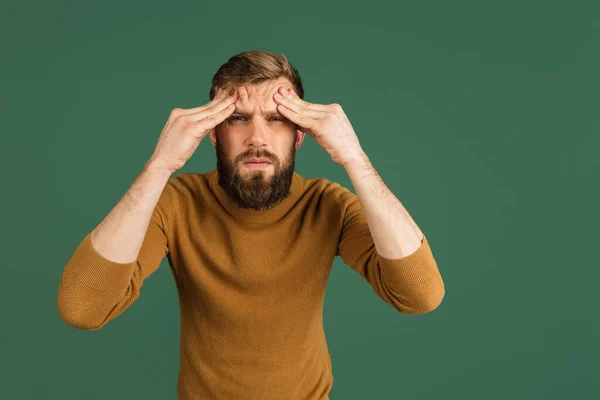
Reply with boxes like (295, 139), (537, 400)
(244, 158), (272, 164)
(243, 159), (272, 169)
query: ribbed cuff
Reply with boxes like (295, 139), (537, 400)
(66, 231), (137, 292)
(377, 235), (440, 286)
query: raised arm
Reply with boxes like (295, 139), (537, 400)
(56, 159), (174, 329)
(57, 87), (238, 329)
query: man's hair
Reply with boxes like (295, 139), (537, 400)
(208, 50), (305, 101)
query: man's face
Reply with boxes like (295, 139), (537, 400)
(209, 77), (305, 210)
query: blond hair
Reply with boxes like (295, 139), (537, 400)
(208, 50), (305, 101)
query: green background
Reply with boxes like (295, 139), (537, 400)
(2, 0), (598, 398)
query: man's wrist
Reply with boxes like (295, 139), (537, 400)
(145, 158), (174, 178)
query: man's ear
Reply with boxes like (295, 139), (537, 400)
(295, 129), (306, 150)
(208, 129), (217, 147)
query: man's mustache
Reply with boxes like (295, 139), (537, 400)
(236, 151), (277, 164)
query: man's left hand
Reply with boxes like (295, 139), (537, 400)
(274, 87), (364, 166)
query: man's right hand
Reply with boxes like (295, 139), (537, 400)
(149, 87), (238, 174)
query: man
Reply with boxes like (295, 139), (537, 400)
(57, 50), (445, 400)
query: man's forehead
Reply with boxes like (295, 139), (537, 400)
(230, 78), (293, 115)
(236, 79), (290, 97)
(233, 106), (282, 116)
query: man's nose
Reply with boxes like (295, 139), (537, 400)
(244, 120), (269, 148)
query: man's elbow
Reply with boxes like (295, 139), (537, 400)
(389, 281), (445, 315)
(56, 295), (105, 330)
(411, 287), (445, 314)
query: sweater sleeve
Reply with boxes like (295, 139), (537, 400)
(56, 178), (177, 330)
(334, 184), (445, 314)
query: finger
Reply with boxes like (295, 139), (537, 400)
(187, 91), (237, 121)
(191, 102), (236, 137)
(277, 103), (317, 133)
(279, 87), (330, 111)
(274, 91), (327, 118)
(179, 88), (235, 117)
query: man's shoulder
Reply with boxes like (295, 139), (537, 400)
(299, 174), (355, 206)
(153, 171), (213, 213)
(166, 170), (213, 193)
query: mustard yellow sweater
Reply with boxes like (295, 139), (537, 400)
(57, 169), (444, 400)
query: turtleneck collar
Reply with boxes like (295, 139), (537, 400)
(208, 169), (304, 225)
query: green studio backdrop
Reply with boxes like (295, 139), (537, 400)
(1, 0), (598, 399)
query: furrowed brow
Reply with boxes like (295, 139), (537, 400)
(233, 108), (284, 117)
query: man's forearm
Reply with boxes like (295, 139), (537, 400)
(342, 151), (424, 259)
(90, 158), (173, 264)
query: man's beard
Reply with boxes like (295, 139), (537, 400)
(215, 139), (296, 211)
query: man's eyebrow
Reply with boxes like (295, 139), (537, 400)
(233, 108), (284, 117)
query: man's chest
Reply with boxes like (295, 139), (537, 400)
(168, 211), (340, 296)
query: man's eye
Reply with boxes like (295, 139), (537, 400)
(229, 116), (286, 122)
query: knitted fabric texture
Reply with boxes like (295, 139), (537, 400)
(57, 169), (444, 400)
